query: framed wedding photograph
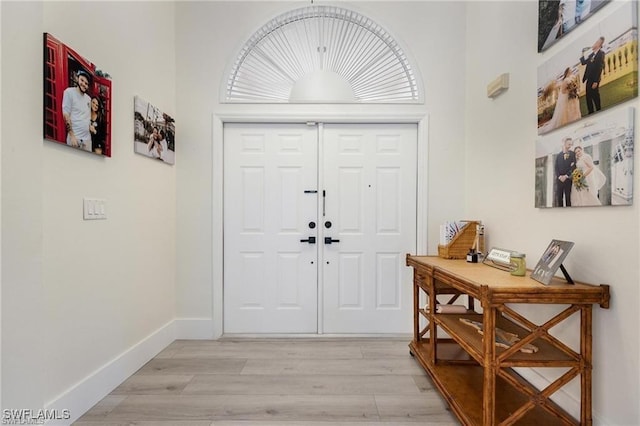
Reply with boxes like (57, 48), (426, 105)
(538, 0), (611, 52)
(43, 33), (112, 157)
(535, 106), (634, 208)
(537, 1), (638, 136)
(531, 240), (575, 285)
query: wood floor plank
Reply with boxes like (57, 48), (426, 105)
(172, 342), (363, 360)
(74, 339), (455, 425)
(99, 395), (379, 422)
(111, 375), (195, 394)
(374, 394), (457, 423)
(411, 374), (435, 393)
(210, 422), (451, 425)
(182, 374), (420, 395)
(137, 358), (246, 375)
(240, 358), (424, 376)
(74, 421), (213, 426)
(359, 340), (415, 359)
(74, 395), (127, 421)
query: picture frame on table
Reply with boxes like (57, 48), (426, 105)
(531, 240), (575, 285)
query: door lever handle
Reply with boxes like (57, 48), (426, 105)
(324, 237), (340, 244)
(300, 237), (316, 244)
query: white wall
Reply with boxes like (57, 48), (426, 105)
(2, 0), (635, 424)
(175, 0), (468, 332)
(465, 1), (639, 425)
(1, 1), (45, 412)
(2, 0), (177, 419)
(0, 1), (3, 408)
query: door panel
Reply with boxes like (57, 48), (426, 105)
(224, 122), (417, 334)
(224, 123), (318, 333)
(322, 124), (417, 333)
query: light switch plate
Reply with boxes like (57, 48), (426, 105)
(83, 198), (107, 220)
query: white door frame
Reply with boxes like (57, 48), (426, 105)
(212, 106), (429, 338)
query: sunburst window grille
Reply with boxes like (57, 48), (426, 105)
(224, 5), (421, 103)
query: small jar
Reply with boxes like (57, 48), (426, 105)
(510, 253), (526, 276)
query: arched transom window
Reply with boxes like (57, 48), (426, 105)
(224, 5), (421, 103)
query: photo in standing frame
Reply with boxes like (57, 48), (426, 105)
(43, 33), (112, 157)
(535, 106), (634, 208)
(133, 96), (176, 165)
(531, 240), (575, 285)
(538, 0), (611, 52)
(537, 1), (637, 136)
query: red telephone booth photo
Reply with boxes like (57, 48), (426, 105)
(43, 33), (112, 157)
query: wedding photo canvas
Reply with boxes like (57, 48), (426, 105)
(133, 96), (176, 165)
(43, 33), (112, 157)
(535, 106), (634, 208)
(537, 1), (638, 136)
(538, 0), (610, 52)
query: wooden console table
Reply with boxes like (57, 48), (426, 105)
(406, 255), (610, 426)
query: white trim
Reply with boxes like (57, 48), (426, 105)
(212, 115), (224, 339)
(44, 320), (175, 425)
(416, 116), (429, 255)
(213, 104), (429, 337)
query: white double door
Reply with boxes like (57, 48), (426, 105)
(224, 123), (417, 334)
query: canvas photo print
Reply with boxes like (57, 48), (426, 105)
(538, 0), (610, 52)
(537, 1), (638, 136)
(43, 33), (112, 157)
(133, 96), (176, 164)
(535, 106), (634, 208)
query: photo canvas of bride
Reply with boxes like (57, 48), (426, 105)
(535, 106), (634, 208)
(538, 0), (610, 53)
(537, 1), (637, 136)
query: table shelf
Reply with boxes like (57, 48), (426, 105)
(407, 255), (609, 426)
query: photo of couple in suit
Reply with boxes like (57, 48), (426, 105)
(554, 135), (606, 207)
(535, 107), (634, 209)
(537, 1), (638, 136)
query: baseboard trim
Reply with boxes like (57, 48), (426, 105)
(44, 320), (175, 425)
(174, 317), (216, 339)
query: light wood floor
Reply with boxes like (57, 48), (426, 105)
(74, 337), (458, 425)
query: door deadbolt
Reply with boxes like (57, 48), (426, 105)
(324, 221), (332, 229)
(309, 221), (316, 229)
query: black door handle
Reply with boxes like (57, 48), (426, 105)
(300, 236), (316, 244)
(324, 237), (340, 244)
